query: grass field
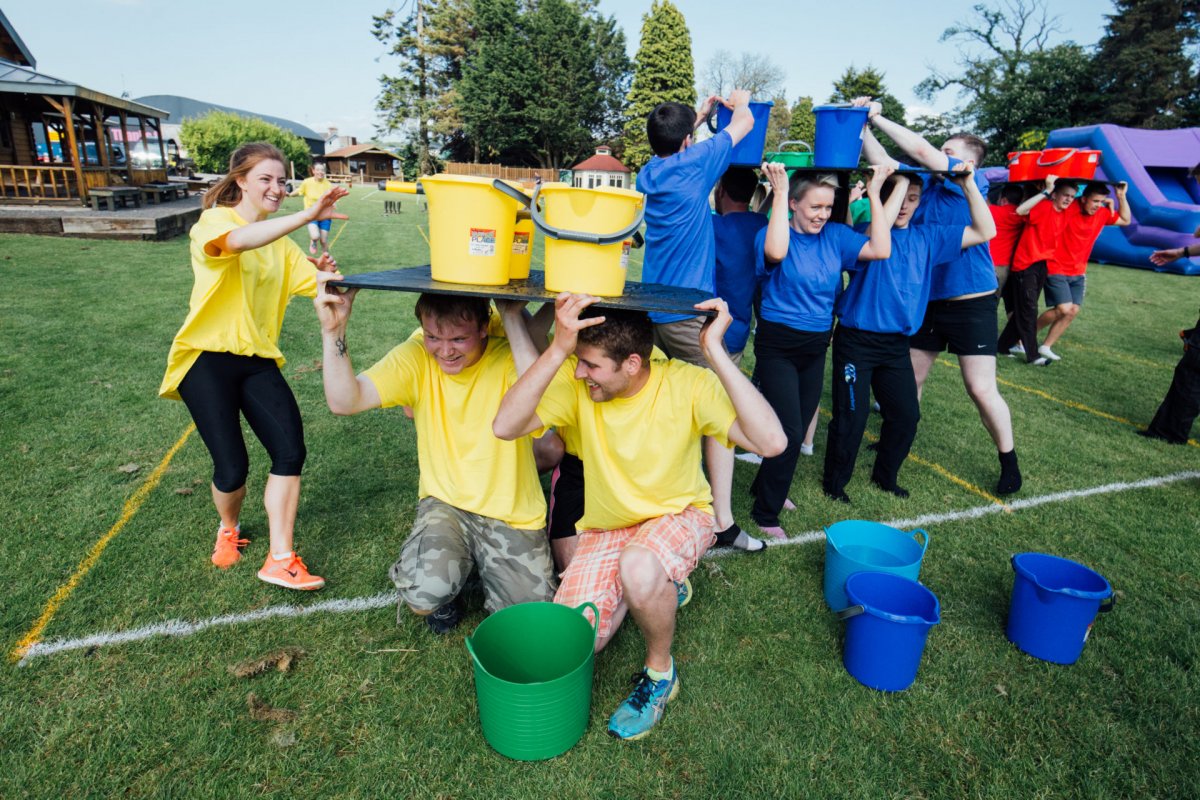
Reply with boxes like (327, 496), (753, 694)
(2, 187), (1198, 798)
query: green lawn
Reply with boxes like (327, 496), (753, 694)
(1, 188), (1198, 798)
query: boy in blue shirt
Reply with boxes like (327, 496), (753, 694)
(824, 167), (996, 501)
(856, 98), (1022, 496)
(638, 89), (757, 549)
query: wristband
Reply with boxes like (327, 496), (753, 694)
(1042, 190), (1052, 198)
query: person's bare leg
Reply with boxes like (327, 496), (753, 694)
(263, 474), (300, 556)
(1036, 307), (1059, 332)
(959, 355), (1013, 452)
(619, 545), (676, 671)
(802, 410), (818, 449)
(910, 348), (938, 403)
(212, 483), (246, 530)
(705, 437), (735, 531)
(1042, 304), (1078, 349)
(594, 601), (629, 653)
(551, 535), (578, 574)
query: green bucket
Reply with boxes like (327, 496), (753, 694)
(465, 601), (598, 761)
(765, 140), (814, 169)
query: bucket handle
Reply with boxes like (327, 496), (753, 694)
(1098, 595), (1116, 614)
(574, 601), (600, 639)
(464, 634), (479, 664)
(777, 140), (812, 153)
(491, 179), (534, 208)
(1036, 148), (1077, 167)
(911, 528), (929, 556)
(705, 104), (720, 134)
(836, 605), (865, 620)
(527, 182), (646, 246)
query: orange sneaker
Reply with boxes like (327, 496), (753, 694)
(211, 524), (248, 569)
(257, 552), (325, 590)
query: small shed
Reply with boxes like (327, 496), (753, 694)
(0, 10), (170, 204)
(322, 144), (400, 184)
(571, 146), (630, 189)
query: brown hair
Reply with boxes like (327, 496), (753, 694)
(414, 293), (491, 331)
(945, 133), (988, 165)
(578, 307), (653, 365)
(203, 142), (287, 210)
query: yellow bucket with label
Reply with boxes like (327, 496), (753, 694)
(531, 183), (645, 297)
(422, 174), (527, 286)
(509, 211), (534, 280)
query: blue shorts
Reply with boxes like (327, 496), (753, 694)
(309, 219), (331, 232)
(1044, 274), (1085, 307)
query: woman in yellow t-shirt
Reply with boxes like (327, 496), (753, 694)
(289, 162), (334, 255)
(160, 141), (347, 590)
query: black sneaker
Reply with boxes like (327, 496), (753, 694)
(425, 598), (464, 635)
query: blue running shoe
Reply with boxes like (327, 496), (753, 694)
(607, 668), (680, 740)
(675, 577), (692, 609)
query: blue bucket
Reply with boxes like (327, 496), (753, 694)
(1006, 553), (1114, 665)
(812, 105), (869, 168)
(823, 520), (929, 610)
(838, 572), (940, 692)
(709, 101), (774, 167)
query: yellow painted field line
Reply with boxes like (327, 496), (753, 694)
(9, 424), (196, 663)
(937, 357), (1199, 448)
(816, 406), (1008, 507)
(1059, 341), (1172, 370)
(328, 220), (349, 250)
(417, 225), (430, 246)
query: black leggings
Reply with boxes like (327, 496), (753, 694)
(177, 351), (306, 492)
(751, 320), (831, 526)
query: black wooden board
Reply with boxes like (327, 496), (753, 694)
(336, 266), (717, 316)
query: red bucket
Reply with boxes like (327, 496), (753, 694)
(1007, 151), (1041, 182)
(1034, 148), (1100, 180)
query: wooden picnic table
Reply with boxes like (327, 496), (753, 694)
(89, 186), (142, 212)
(139, 182), (189, 204)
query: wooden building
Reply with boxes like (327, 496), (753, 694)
(322, 144), (400, 183)
(570, 146), (631, 189)
(0, 10), (169, 205)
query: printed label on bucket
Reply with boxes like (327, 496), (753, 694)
(511, 231), (530, 255)
(469, 228), (497, 256)
(620, 241), (631, 268)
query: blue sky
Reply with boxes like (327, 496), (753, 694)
(6, 0), (1114, 141)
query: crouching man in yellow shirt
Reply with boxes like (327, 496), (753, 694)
(315, 286), (556, 633)
(493, 293), (786, 740)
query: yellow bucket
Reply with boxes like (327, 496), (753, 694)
(422, 174), (527, 286)
(509, 211), (534, 280)
(532, 183), (645, 297)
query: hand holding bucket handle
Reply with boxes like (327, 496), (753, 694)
(526, 183), (646, 246)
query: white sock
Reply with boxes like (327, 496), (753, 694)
(272, 551), (294, 562)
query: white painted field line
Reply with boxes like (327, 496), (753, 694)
(19, 470), (1200, 665)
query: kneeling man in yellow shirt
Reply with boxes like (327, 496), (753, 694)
(316, 287), (556, 633)
(494, 293), (786, 740)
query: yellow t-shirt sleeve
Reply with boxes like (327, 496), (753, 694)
(362, 340), (424, 409)
(190, 207), (242, 261)
(691, 368), (738, 448)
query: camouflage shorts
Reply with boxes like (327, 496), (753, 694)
(389, 496), (556, 614)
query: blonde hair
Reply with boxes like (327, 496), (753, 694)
(789, 173), (840, 204)
(203, 142), (287, 209)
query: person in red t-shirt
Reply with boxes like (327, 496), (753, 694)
(989, 183), (1028, 299)
(1035, 182), (1131, 361)
(997, 174), (1077, 365)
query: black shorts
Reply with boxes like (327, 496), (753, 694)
(909, 294), (999, 356)
(547, 452), (584, 540)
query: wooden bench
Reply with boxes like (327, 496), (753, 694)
(140, 182), (189, 204)
(89, 186), (143, 211)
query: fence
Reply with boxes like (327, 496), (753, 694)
(443, 162), (548, 184)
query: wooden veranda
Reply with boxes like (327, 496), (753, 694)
(0, 62), (169, 205)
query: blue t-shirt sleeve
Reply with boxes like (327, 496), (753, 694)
(754, 225), (770, 278)
(928, 224), (965, 266)
(693, 130), (734, 187)
(834, 223), (870, 269)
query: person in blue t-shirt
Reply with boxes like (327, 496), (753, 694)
(750, 162), (893, 538)
(713, 166), (768, 363)
(638, 89), (756, 551)
(856, 98), (1022, 496)
(823, 167), (997, 502)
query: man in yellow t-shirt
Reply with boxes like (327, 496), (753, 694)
(315, 289), (555, 633)
(290, 163), (334, 256)
(493, 293), (786, 740)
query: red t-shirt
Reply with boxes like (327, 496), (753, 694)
(989, 204), (1026, 268)
(1013, 200), (1068, 271)
(1049, 202), (1120, 276)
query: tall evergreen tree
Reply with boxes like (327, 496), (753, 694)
(622, 0), (696, 169)
(787, 96), (816, 151)
(1093, 0), (1200, 128)
(763, 94), (791, 154)
(829, 65), (906, 159)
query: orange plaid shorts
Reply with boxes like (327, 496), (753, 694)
(553, 506), (715, 641)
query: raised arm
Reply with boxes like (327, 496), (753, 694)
(720, 89), (754, 146)
(761, 161), (791, 263)
(496, 300), (539, 375)
(952, 164), (997, 248)
(493, 293), (603, 441)
(1016, 174), (1056, 216)
(870, 112), (949, 172)
(1112, 182), (1131, 227)
(226, 186), (349, 253)
(697, 298), (786, 457)
(856, 165), (893, 261)
(314, 273), (382, 416)
(880, 174), (908, 227)
(853, 99), (900, 169)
